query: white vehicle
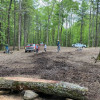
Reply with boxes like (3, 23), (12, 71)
(72, 43), (86, 48)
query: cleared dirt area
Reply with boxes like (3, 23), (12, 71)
(0, 46), (100, 100)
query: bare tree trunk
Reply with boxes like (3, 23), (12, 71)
(24, 13), (27, 48)
(39, 22), (42, 42)
(36, 14), (39, 44)
(27, 16), (30, 43)
(60, 14), (64, 45)
(88, 3), (92, 47)
(80, 16), (83, 43)
(13, 0), (16, 50)
(52, 28), (55, 45)
(66, 18), (67, 47)
(58, 0), (61, 40)
(0, 0), (2, 49)
(70, 12), (72, 44)
(0, 22), (2, 49)
(95, 0), (99, 47)
(18, 0), (21, 51)
(92, 0), (95, 47)
(7, 0), (12, 45)
(47, 14), (49, 45)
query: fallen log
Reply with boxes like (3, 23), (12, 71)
(0, 77), (88, 100)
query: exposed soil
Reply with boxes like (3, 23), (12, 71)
(0, 46), (100, 100)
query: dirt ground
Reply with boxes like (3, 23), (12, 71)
(0, 46), (100, 100)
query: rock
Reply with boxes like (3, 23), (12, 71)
(65, 98), (73, 100)
(34, 97), (43, 100)
(23, 90), (38, 100)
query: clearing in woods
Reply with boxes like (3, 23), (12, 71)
(0, 46), (100, 100)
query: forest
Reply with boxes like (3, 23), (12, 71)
(1, 1), (100, 100)
(0, 0), (100, 50)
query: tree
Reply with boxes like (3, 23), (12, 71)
(18, 0), (21, 50)
(13, 0), (16, 50)
(7, 0), (12, 45)
(78, 0), (88, 43)
(95, 0), (99, 47)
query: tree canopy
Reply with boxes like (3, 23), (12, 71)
(0, 0), (100, 50)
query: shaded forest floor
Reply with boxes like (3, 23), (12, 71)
(0, 46), (100, 100)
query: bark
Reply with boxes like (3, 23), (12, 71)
(24, 13), (27, 48)
(66, 18), (67, 47)
(80, 16), (83, 44)
(47, 12), (49, 45)
(90, 0), (95, 47)
(0, 0), (3, 50)
(60, 0), (64, 46)
(36, 14), (39, 44)
(88, 3), (91, 47)
(27, 17), (30, 43)
(7, 0), (12, 45)
(0, 77), (88, 100)
(58, 0), (61, 40)
(18, 0), (21, 51)
(52, 28), (55, 45)
(70, 13), (72, 45)
(0, 22), (2, 49)
(39, 22), (42, 43)
(13, 0), (16, 50)
(95, 0), (99, 47)
(92, 0), (95, 47)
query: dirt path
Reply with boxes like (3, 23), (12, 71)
(0, 46), (100, 100)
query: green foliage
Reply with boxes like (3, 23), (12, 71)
(0, 0), (99, 49)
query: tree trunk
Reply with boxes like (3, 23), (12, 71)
(88, 3), (92, 47)
(39, 22), (42, 43)
(24, 13), (27, 48)
(66, 18), (67, 47)
(95, 0), (99, 47)
(0, 77), (88, 100)
(13, 0), (16, 50)
(47, 14), (49, 45)
(58, 0), (61, 40)
(80, 16), (83, 43)
(70, 12), (72, 45)
(7, 0), (12, 45)
(0, 0), (3, 50)
(60, 14), (64, 46)
(36, 14), (39, 44)
(18, 0), (21, 51)
(92, 0), (95, 47)
(0, 2), (1, 48)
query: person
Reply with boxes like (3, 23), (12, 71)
(57, 40), (60, 52)
(44, 44), (47, 52)
(5, 44), (9, 53)
(36, 44), (38, 53)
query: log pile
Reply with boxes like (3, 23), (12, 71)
(0, 77), (88, 100)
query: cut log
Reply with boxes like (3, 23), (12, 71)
(0, 77), (88, 100)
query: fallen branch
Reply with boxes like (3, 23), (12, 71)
(0, 77), (88, 100)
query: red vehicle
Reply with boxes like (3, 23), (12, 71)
(25, 44), (36, 52)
